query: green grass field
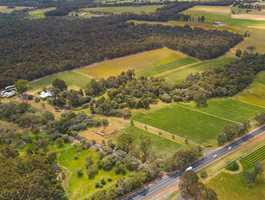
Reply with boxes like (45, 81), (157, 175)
(235, 72), (265, 108)
(28, 7), (56, 19)
(30, 71), (91, 90)
(180, 98), (264, 123)
(57, 145), (127, 200)
(133, 103), (234, 145)
(133, 98), (264, 145)
(240, 145), (265, 170)
(208, 170), (265, 200)
(160, 57), (234, 84)
(120, 126), (182, 157)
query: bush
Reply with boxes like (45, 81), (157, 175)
(226, 161), (239, 171)
(200, 171), (208, 179)
(77, 169), (84, 178)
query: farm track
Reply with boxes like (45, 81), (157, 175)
(154, 61), (202, 78)
(134, 121), (198, 146)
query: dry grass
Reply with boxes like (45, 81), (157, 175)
(187, 5), (231, 15)
(0, 6), (31, 13)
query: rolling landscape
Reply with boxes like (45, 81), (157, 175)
(1, 0), (265, 200)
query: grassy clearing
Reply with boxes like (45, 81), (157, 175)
(235, 72), (265, 108)
(133, 103), (234, 145)
(78, 48), (192, 79)
(160, 56), (234, 84)
(30, 71), (91, 90)
(28, 7), (55, 19)
(83, 5), (162, 15)
(0, 6), (30, 13)
(207, 169), (265, 200)
(240, 145), (265, 170)
(180, 98), (265, 123)
(120, 126), (182, 157)
(57, 145), (128, 200)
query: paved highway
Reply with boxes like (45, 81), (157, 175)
(125, 125), (265, 200)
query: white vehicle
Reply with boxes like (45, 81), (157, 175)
(228, 146), (232, 150)
(185, 166), (193, 172)
(213, 154), (218, 158)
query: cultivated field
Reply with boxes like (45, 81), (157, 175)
(133, 103), (234, 145)
(82, 5), (162, 15)
(240, 145), (265, 169)
(30, 71), (91, 90)
(235, 72), (265, 108)
(159, 57), (234, 84)
(134, 98), (264, 145)
(78, 48), (196, 79)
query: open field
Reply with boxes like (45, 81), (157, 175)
(133, 98), (264, 145)
(133, 103), (234, 145)
(57, 145), (128, 200)
(235, 72), (265, 108)
(119, 126), (182, 157)
(30, 71), (91, 90)
(78, 48), (195, 79)
(208, 168), (265, 200)
(28, 7), (56, 19)
(159, 56), (234, 84)
(82, 5), (162, 15)
(180, 98), (265, 123)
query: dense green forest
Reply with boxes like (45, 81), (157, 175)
(0, 14), (242, 87)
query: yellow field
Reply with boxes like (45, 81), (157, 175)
(77, 48), (191, 78)
(187, 5), (231, 15)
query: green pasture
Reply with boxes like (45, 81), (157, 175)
(120, 126), (182, 157)
(133, 103), (234, 145)
(235, 72), (265, 108)
(180, 98), (264, 123)
(30, 71), (91, 90)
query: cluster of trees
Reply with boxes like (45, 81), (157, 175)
(88, 70), (173, 117)
(165, 147), (202, 172)
(0, 102), (108, 142)
(217, 122), (249, 145)
(0, 144), (66, 199)
(178, 53), (265, 105)
(47, 79), (91, 108)
(0, 102), (54, 130)
(48, 111), (108, 138)
(179, 171), (218, 200)
(244, 162), (263, 186)
(0, 14), (242, 87)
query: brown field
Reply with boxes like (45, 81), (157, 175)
(188, 5), (231, 15)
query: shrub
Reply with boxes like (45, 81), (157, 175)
(226, 161), (239, 171)
(77, 169), (83, 178)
